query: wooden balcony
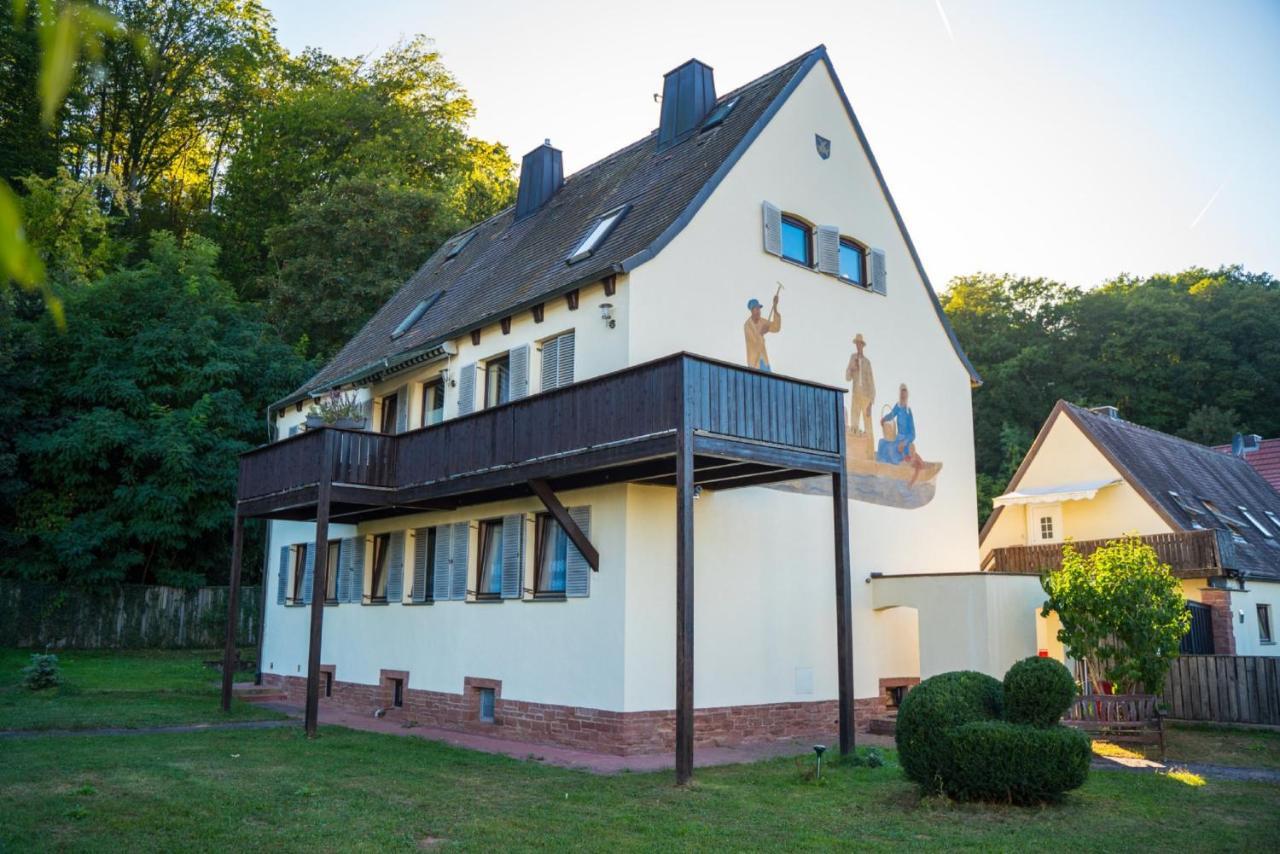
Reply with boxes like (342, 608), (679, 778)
(236, 352), (846, 522)
(982, 529), (1237, 578)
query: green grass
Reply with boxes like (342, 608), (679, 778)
(1165, 723), (1280, 769)
(0, 648), (284, 731)
(2, 727), (1278, 851)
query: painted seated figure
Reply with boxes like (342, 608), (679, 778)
(877, 384), (926, 484)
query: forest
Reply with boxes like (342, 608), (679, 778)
(2, 2), (1277, 586)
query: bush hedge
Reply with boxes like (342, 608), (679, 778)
(938, 721), (1091, 804)
(895, 670), (1003, 788)
(1003, 656), (1078, 728)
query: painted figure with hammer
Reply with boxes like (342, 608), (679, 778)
(744, 282), (783, 371)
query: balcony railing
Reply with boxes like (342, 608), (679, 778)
(236, 353), (845, 516)
(982, 529), (1236, 577)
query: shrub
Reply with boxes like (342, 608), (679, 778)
(22, 653), (61, 690)
(1003, 656), (1077, 728)
(895, 670), (1004, 788)
(938, 720), (1091, 804)
(863, 747), (884, 768)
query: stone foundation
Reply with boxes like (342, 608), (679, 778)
(263, 672), (886, 755)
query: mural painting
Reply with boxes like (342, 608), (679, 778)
(751, 322), (941, 509)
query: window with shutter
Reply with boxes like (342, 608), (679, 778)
(369, 533), (391, 602)
(816, 225), (840, 274)
(539, 331), (575, 392)
(277, 545), (289, 605)
(565, 506), (592, 598)
(761, 201), (782, 256)
(385, 531), (405, 602)
(483, 356), (510, 408)
(456, 363), (476, 415)
(476, 519), (504, 599)
(432, 525), (453, 602)
(501, 513), (525, 599)
(324, 539), (340, 603)
(349, 536), (366, 602)
(336, 538), (355, 602)
(449, 522), (469, 601)
(870, 248), (887, 295)
(301, 543), (316, 605)
(410, 527), (435, 603)
(534, 513), (569, 597)
(393, 385), (409, 434)
(508, 345), (530, 400)
(838, 238), (867, 286)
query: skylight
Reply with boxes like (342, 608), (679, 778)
(1240, 507), (1274, 538)
(1167, 491), (1206, 529)
(566, 205), (629, 264)
(444, 232), (475, 260)
(1266, 511), (1280, 533)
(390, 291), (443, 340)
(700, 96), (740, 132)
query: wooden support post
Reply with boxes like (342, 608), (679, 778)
(304, 430), (336, 738)
(528, 478), (599, 571)
(832, 403), (855, 755)
(675, 382), (696, 785)
(220, 512), (246, 712)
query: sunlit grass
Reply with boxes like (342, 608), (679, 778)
(1163, 768), (1207, 787)
(1092, 740), (1145, 761)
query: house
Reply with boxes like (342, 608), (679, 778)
(220, 46), (985, 781)
(1215, 435), (1280, 493)
(980, 401), (1280, 658)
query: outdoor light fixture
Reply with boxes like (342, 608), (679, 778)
(813, 744), (827, 779)
(693, 485), (703, 500)
(440, 367), (453, 387)
(599, 302), (616, 329)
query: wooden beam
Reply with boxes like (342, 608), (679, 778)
(675, 382), (695, 785)
(219, 513), (245, 712)
(527, 478), (599, 571)
(304, 430), (335, 737)
(832, 402), (855, 756)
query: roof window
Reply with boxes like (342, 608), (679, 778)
(1239, 507), (1274, 538)
(444, 232), (475, 261)
(1201, 499), (1247, 543)
(566, 205), (629, 264)
(700, 96), (740, 132)
(390, 291), (443, 340)
(1167, 491), (1206, 529)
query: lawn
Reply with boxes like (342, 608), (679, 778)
(0, 648), (284, 731)
(1093, 722), (1280, 770)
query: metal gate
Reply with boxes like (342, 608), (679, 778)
(1180, 600), (1215, 655)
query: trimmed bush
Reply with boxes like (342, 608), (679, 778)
(1003, 656), (1077, 728)
(938, 720), (1091, 804)
(895, 670), (1003, 789)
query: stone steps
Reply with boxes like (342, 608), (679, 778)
(867, 714), (897, 736)
(232, 684), (288, 703)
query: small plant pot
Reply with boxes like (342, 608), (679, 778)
(304, 415), (326, 429)
(335, 417), (367, 430)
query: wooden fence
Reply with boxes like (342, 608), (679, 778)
(0, 580), (260, 649)
(1161, 655), (1280, 725)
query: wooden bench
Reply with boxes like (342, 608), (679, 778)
(1062, 693), (1165, 758)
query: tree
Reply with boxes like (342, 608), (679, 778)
(264, 175), (461, 359)
(1178, 404), (1241, 446)
(1040, 536), (1190, 694)
(0, 2), (59, 185)
(17, 170), (123, 285)
(0, 232), (311, 587)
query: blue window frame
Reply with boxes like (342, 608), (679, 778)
(535, 514), (568, 596)
(780, 216), (812, 266)
(839, 238), (867, 285)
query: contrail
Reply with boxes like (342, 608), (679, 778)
(935, 0), (955, 43)
(1190, 180), (1227, 229)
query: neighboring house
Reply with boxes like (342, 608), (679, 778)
(225, 46), (986, 778)
(1215, 435), (1280, 493)
(981, 401), (1280, 658)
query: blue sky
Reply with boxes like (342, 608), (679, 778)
(261, 0), (1280, 290)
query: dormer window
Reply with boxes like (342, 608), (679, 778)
(780, 215), (812, 266)
(567, 205), (629, 264)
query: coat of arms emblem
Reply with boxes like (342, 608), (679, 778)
(815, 134), (831, 159)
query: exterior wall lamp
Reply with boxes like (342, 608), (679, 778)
(599, 302), (616, 329)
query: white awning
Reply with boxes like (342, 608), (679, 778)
(993, 478), (1121, 507)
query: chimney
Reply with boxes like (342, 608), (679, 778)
(1089, 405), (1120, 420)
(657, 59), (716, 151)
(514, 139), (563, 220)
(1232, 433), (1263, 457)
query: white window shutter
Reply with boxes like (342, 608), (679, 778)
(301, 543), (315, 605)
(565, 506), (592, 598)
(539, 336), (559, 392)
(508, 344), (530, 400)
(816, 225), (840, 274)
(456, 363), (476, 415)
(432, 525), (452, 602)
(762, 201), (782, 256)
(411, 528), (430, 602)
(336, 538), (354, 602)
(393, 385), (409, 434)
(385, 531), (405, 602)
(449, 521), (469, 600)
(500, 514), (524, 599)
(870, 248), (887, 295)
(557, 331), (575, 387)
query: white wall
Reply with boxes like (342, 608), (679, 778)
(1230, 580), (1280, 656)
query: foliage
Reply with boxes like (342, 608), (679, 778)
(938, 720), (1091, 804)
(895, 670), (1004, 789)
(16, 170), (122, 284)
(20, 652), (60, 689)
(1041, 537), (1191, 694)
(306, 390), (363, 424)
(264, 175), (461, 358)
(0, 233), (311, 586)
(1002, 656), (1077, 728)
(943, 268), (1280, 523)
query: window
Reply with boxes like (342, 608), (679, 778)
(444, 231), (474, 260)
(291, 545), (307, 603)
(1168, 491), (1206, 529)
(700, 96), (739, 132)
(535, 514), (569, 597)
(1039, 516), (1054, 541)
(567, 205), (628, 264)
(838, 238), (867, 285)
(324, 540), (340, 603)
(379, 393), (399, 434)
(418, 527), (438, 602)
(1240, 507), (1273, 538)
(476, 519), (504, 599)
(484, 356), (510, 409)
(391, 300), (428, 339)
(369, 533), (391, 602)
(1260, 604), (1274, 644)
(1202, 499), (1247, 543)
(421, 379), (445, 427)
(539, 331), (575, 392)
(477, 686), (496, 722)
(780, 216), (812, 266)
(324, 671), (333, 697)
(1268, 511), (1280, 535)
(392, 678), (404, 708)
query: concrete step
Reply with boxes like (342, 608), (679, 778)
(232, 684), (288, 702)
(867, 715), (897, 736)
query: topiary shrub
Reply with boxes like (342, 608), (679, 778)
(895, 670), (1004, 789)
(938, 721), (1091, 804)
(1003, 656), (1077, 728)
(21, 653), (61, 690)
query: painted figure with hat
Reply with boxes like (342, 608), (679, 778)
(845, 332), (875, 435)
(743, 289), (781, 371)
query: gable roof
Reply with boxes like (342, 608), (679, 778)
(985, 400), (1280, 582)
(1214, 437), (1280, 494)
(281, 46), (980, 408)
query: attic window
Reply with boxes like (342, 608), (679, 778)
(700, 96), (739, 132)
(1239, 507), (1273, 538)
(1267, 511), (1280, 533)
(1167, 491), (1206, 529)
(444, 232), (475, 260)
(566, 205), (629, 265)
(1202, 499), (1247, 543)
(390, 291), (443, 340)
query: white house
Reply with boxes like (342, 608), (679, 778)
(222, 46), (986, 780)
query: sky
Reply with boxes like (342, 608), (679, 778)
(260, 0), (1280, 290)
